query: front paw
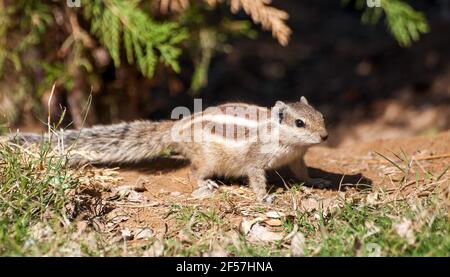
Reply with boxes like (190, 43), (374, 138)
(263, 194), (277, 204)
(191, 180), (219, 198)
(256, 193), (276, 204)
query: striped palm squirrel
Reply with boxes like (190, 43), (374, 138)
(8, 97), (329, 202)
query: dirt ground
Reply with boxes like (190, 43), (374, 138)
(79, 130), (449, 240)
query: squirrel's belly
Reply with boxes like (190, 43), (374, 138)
(266, 145), (304, 169)
(204, 142), (252, 177)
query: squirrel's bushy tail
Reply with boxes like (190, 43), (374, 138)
(7, 120), (177, 165)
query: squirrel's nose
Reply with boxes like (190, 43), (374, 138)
(320, 133), (328, 141)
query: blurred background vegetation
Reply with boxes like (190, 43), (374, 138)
(0, 0), (448, 144)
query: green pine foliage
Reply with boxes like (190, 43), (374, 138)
(0, 0), (188, 79)
(345, 0), (429, 47)
(382, 0), (429, 47)
(84, 0), (187, 77)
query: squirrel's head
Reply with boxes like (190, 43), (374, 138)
(273, 96), (328, 146)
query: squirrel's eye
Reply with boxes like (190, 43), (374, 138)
(295, 119), (305, 128)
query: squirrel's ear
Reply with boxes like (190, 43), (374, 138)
(300, 96), (309, 105)
(274, 101), (286, 123)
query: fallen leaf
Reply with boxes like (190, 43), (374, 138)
(92, 218), (106, 232)
(265, 211), (285, 218)
(365, 243), (382, 257)
(110, 185), (146, 203)
(144, 237), (165, 257)
(300, 198), (319, 212)
(30, 223), (54, 240)
(366, 192), (379, 205)
(170, 191), (182, 197)
(248, 223), (284, 242)
(127, 190), (146, 203)
(239, 217), (265, 235)
(290, 232), (306, 256)
(135, 228), (154, 240)
(203, 244), (228, 257)
(111, 184), (146, 194)
(76, 220), (89, 235)
(106, 209), (130, 224)
(178, 229), (193, 243)
(363, 221), (380, 239)
(394, 218), (415, 245)
(121, 228), (133, 240)
(223, 231), (242, 252)
(264, 218), (283, 227)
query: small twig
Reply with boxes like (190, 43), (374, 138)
(47, 83), (56, 142)
(338, 174), (345, 192)
(66, 7), (95, 48)
(416, 153), (450, 161)
(283, 224), (299, 242)
(367, 153), (450, 164)
(6, 143), (40, 158)
(386, 179), (423, 192)
(114, 202), (160, 208)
